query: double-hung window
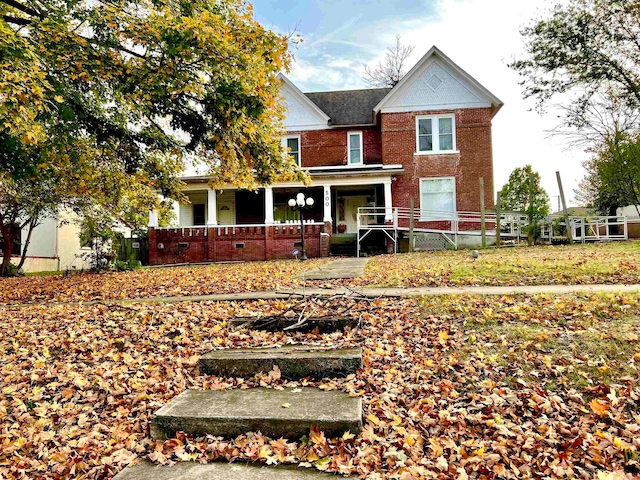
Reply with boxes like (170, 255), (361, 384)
(348, 131), (363, 165)
(420, 177), (456, 220)
(283, 136), (301, 166)
(416, 115), (455, 154)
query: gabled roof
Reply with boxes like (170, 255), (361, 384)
(373, 45), (503, 114)
(277, 73), (330, 126)
(305, 88), (391, 126)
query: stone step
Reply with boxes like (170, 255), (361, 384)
(114, 461), (342, 480)
(198, 346), (362, 380)
(228, 316), (358, 333)
(151, 387), (362, 440)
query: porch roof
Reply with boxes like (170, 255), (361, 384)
(180, 164), (404, 185)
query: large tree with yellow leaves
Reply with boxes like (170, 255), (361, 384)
(0, 0), (300, 275)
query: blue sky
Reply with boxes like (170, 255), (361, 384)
(252, 0), (587, 206)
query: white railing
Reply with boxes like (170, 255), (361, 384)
(356, 207), (629, 253)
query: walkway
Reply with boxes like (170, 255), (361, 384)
(298, 257), (369, 280)
(105, 283), (640, 305)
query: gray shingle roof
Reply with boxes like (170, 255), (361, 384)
(305, 88), (391, 126)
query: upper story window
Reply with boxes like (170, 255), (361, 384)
(283, 136), (301, 166)
(348, 131), (363, 165)
(416, 115), (456, 154)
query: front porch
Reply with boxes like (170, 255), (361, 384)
(147, 170), (399, 265)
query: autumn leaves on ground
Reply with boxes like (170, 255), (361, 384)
(2, 242), (639, 304)
(1, 242), (640, 479)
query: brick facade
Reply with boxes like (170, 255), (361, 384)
(381, 108), (494, 220)
(296, 127), (382, 168)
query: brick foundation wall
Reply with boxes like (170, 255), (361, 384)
(382, 108), (495, 228)
(291, 127), (382, 168)
(148, 224), (329, 266)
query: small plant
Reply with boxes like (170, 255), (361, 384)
(5, 262), (24, 277)
(79, 215), (120, 272)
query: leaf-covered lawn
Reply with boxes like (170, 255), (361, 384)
(0, 259), (330, 304)
(2, 294), (639, 479)
(358, 242), (640, 288)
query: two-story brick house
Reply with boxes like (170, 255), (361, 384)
(148, 46), (502, 265)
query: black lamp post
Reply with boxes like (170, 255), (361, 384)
(288, 192), (315, 261)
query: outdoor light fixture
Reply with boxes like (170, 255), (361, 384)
(288, 192), (315, 261)
(472, 250), (479, 261)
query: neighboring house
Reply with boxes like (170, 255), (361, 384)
(4, 212), (92, 273)
(617, 205), (640, 239)
(148, 46), (503, 265)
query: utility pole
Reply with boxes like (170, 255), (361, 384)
(495, 191), (501, 248)
(556, 171), (573, 244)
(479, 177), (486, 247)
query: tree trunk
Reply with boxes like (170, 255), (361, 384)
(0, 229), (19, 277)
(16, 218), (37, 272)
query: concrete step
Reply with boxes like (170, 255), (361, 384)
(228, 316), (358, 333)
(151, 387), (362, 440)
(198, 346), (362, 380)
(114, 461), (342, 480)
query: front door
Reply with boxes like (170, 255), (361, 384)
(344, 196), (369, 233)
(217, 192), (235, 225)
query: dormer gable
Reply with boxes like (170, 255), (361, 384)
(278, 73), (330, 131)
(374, 46), (503, 116)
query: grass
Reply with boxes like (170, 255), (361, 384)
(358, 241), (640, 288)
(421, 293), (640, 391)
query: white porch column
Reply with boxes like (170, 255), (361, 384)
(148, 209), (159, 228)
(264, 187), (274, 224)
(207, 188), (217, 226)
(384, 181), (393, 222)
(323, 185), (332, 223)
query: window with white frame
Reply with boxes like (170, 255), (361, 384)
(348, 131), (363, 165)
(416, 115), (455, 153)
(420, 177), (456, 220)
(283, 136), (301, 166)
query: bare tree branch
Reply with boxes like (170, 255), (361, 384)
(363, 35), (415, 88)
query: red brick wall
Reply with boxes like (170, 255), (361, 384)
(148, 225), (329, 266)
(150, 227), (209, 265)
(381, 108), (495, 220)
(290, 127), (382, 168)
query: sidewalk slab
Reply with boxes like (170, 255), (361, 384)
(298, 258), (369, 280)
(198, 346), (362, 380)
(114, 461), (342, 480)
(151, 387), (362, 440)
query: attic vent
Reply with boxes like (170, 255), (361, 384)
(427, 74), (443, 91)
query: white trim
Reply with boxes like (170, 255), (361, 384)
(380, 102), (492, 113)
(374, 46), (503, 113)
(347, 131), (363, 165)
(419, 176), (457, 221)
(414, 150), (460, 156)
(285, 124), (330, 132)
(282, 135), (301, 167)
(415, 114), (456, 154)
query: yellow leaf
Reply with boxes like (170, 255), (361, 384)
(439, 331), (449, 341)
(341, 431), (355, 441)
(281, 403), (291, 408)
(590, 399), (609, 416)
(54, 95), (64, 103)
(367, 414), (381, 426)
